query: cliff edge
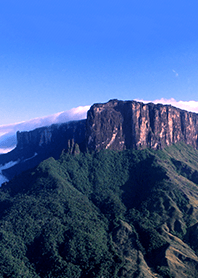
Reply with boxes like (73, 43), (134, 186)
(87, 99), (198, 151)
(1, 99), (198, 182)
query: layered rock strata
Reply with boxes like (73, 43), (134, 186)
(87, 99), (198, 151)
(1, 99), (198, 181)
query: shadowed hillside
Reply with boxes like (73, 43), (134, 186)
(0, 142), (198, 277)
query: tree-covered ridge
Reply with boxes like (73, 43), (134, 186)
(1, 143), (198, 277)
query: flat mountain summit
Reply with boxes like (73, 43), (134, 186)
(87, 99), (198, 151)
(1, 100), (198, 277)
(1, 99), (198, 182)
(15, 98), (198, 152)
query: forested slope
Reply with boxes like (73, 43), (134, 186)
(1, 143), (198, 277)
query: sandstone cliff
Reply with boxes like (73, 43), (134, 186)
(15, 99), (198, 153)
(87, 99), (198, 151)
(0, 120), (86, 182)
(17, 120), (86, 151)
(1, 99), (198, 182)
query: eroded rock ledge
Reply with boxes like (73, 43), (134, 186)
(86, 99), (198, 151)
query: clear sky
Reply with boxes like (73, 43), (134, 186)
(1, 0), (198, 126)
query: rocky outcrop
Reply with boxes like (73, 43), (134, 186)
(86, 99), (198, 151)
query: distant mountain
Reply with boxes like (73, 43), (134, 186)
(0, 105), (90, 154)
(0, 120), (86, 184)
(1, 99), (198, 184)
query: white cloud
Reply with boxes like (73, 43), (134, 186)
(135, 98), (198, 113)
(0, 105), (90, 153)
(0, 147), (15, 154)
(0, 105), (90, 134)
(1, 99), (198, 154)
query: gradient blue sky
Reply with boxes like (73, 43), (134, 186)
(1, 0), (198, 125)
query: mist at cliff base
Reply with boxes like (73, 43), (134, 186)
(0, 161), (19, 185)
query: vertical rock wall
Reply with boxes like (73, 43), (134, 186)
(14, 99), (198, 153)
(86, 99), (198, 151)
(16, 120), (86, 152)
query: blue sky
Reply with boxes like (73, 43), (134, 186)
(1, 0), (198, 126)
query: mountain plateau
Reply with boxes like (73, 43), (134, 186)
(1, 99), (198, 277)
(1, 99), (198, 183)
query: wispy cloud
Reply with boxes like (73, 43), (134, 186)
(172, 69), (179, 77)
(0, 105), (90, 135)
(0, 105), (90, 153)
(1, 99), (198, 154)
(135, 98), (198, 113)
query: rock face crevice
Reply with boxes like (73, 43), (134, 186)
(1, 99), (198, 182)
(86, 99), (198, 151)
(15, 99), (198, 153)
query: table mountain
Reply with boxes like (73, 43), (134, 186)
(87, 99), (198, 151)
(1, 99), (198, 276)
(1, 99), (198, 182)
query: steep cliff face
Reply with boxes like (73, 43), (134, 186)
(12, 99), (198, 154)
(2, 99), (198, 182)
(17, 120), (86, 151)
(86, 99), (198, 151)
(0, 120), (86, 182)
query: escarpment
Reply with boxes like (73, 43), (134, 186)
(15, 99), (198, 153)
(1, 99), (198, 182)
(0, 120), (86, 181)
(16, 120), (86, 151)
(2, 100), (198, 277)
(86, 99), (198, 151)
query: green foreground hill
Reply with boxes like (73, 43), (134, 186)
(1, 142), (198, 277)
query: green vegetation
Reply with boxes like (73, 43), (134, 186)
(1, 142), (198, 277)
